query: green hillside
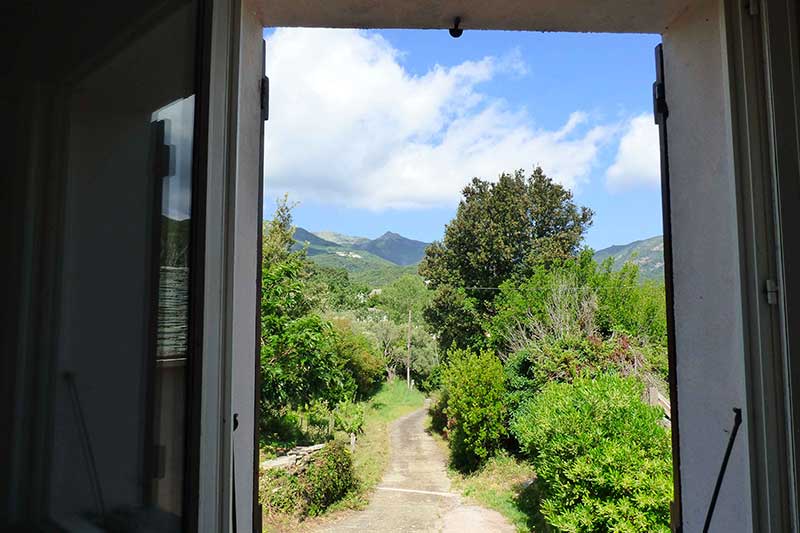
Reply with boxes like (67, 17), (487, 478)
(350, 264), (420, 287)
(594, 235), (664, 281)
(306, 249), (396, 273)
(352, 231), (429, 266)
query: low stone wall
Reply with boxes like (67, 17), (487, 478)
(261, 443), (325, 471)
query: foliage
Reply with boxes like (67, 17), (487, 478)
(261, 310), (355, 428)
(304, 399), (335, 443)
(409, 326), (439, 389)
(303, 441), (358, 516)
(376, 274), (430, 324)
(428, 390), (448, 435)
(511, 375), (673, 533)
(263, 195), (299, 266)
(488, 250), (667, 353)
(261, 467), (303, 516)
(334, 399), (366, 436)
(441, 348), (508, 471)
(593, 261), (667, 346)
(260, 441), (357, 518)
(307, 263), (370, 313)
(503, 334), (654, 413)
(260, 200), (385, 444)
(330, 318), (386, 398)
(350, 263), (419, 288)
(420, 167), (593, 349)
(359, 315), (404, 379)
(422, 285), (485, 352)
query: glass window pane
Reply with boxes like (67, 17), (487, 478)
(1, 1), (200, 530)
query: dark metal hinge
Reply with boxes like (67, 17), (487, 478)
(653, 80), (668, 125)
(261, 76), (269, 121)
(747, 0), (759, 16)
(765, 279), (779, 305)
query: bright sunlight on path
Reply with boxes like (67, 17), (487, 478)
(313, 403), (515, 533)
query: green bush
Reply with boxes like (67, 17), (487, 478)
(260, 468), (302, 515)
(303, 441), (357, 516)
(331, 318), (386, 398)
(428, 390), (448, 435)
(260, 441), (357, 518)
(442, 348), (508, 471)
(304, 399), (334, 443)
(334, 399), (365, 436)
(511, 375), (672, 532)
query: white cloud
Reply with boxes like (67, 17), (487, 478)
(605, 113), (660, 191)
(264, 28), (615, 210)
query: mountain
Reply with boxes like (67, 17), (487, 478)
(594, 235), (664, 280)
(353, 231), (430, 266)
(293, 227), (339, 248)
(291, 227), (430, 286)
(313, 231), (370, 247)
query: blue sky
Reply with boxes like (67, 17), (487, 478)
(263, 28), (662, 250)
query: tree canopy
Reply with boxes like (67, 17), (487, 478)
(419, 167), (593, 350)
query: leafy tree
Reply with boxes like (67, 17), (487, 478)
(263, 194), (298, 267)
(330, 317), (385, 398)
(307, 263), (370, 313)
(376, 274), (429, 323)
(375, 274), (432, 387)
(420, 167), (593, 349)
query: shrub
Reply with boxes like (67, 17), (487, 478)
(303, 441), (357, 516)
(260, 441), (357, 518)
(304, 399), (334, 443)
(428, 390), (448, 435)
(442, 348), (508, 471)
(334, 399), (365, 450)
(504, 333), (667, 416)
(511, 375), (672, 532)
(260, 468), (302, 516)
(331, 318), (386, 398)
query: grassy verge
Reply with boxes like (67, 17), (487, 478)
(427, 415), (547, 533)
(330, 379), (426, 510)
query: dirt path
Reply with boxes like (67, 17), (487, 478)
(311, 404), (515, 532)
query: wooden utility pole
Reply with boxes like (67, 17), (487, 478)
(406, 307), (412, 389)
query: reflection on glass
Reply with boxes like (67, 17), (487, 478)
(150, 96), (195, 518)
(0, 1), (200, 531)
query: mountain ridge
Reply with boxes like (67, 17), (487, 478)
(291, 225), (665, 285)
(594, 235), (664, 280)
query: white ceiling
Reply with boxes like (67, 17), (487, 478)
(257, 0), (694, 34)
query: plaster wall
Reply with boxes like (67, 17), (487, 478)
(663, 0), (752, 530)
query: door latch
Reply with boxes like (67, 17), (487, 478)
(765, 279), (779, 305)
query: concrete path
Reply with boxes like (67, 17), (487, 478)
(312, 405), (515, 532)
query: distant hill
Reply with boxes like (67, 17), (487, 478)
(290, 227), (430, 287)
(352, 231), (429, 266)
(313, 231), (370, 247)
(292, 227), (665, 286)
(293, 227), (339, 248)
(594, 235), (665, 281)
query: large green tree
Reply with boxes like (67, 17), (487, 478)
(419, 167), (593, 350)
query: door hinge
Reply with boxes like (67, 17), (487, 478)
(261, 75), (269, 121)
(765, 279), (779, 305)
(747, 0), (759, 16)
(653, 80), (668, 125)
